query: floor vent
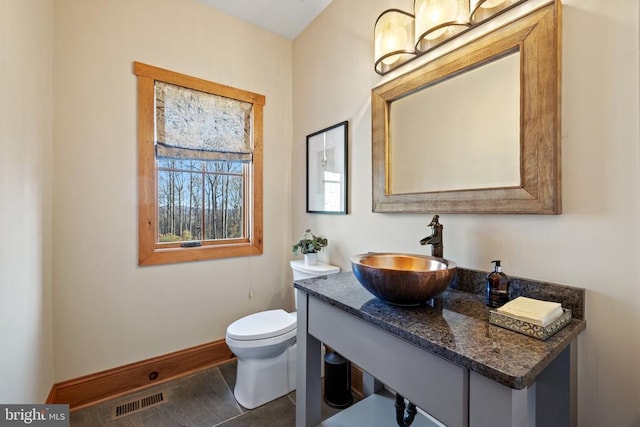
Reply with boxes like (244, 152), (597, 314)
(112, 391), (167, 419)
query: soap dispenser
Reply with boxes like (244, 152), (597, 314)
(485, 260), (510, 308)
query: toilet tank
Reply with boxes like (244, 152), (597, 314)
(290, 260), (340, 280)
(291, 260), (340, 309)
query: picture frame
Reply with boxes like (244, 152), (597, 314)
(306, 121), (348, 214)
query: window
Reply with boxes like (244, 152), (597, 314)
(134, 62), (264, 266)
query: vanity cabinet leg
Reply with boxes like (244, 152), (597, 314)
(296, 289), (322, 427)
(469, 371), (535, 426)
(535, 343), (576, 427)
(362, 371), (383, 397)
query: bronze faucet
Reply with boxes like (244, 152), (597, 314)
(419, 215), (443, 258)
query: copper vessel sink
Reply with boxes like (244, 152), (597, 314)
(351, 253), (457, 306)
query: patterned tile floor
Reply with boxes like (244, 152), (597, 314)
(70, 361), (344, 427)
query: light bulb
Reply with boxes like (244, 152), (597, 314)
(417, 0), (458, 41)
(381, 24), (408, 65)
(375, 11), (413, 69)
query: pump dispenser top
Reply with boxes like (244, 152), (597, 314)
(485, 260), (510, 308)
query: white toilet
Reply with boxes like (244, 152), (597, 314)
(225, 260), (340, 409)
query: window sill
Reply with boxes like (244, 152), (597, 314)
(138, 240), (262, 266)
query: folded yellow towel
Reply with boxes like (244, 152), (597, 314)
(497, 296), (563, 327)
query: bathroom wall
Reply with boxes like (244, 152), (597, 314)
(0, 0), (55, 402)
(292, 0), (640, 425)
(52, 0), (293, 381)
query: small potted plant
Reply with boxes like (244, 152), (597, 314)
(292, 229), (328, 266)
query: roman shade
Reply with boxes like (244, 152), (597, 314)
(155, 81), (253, 162)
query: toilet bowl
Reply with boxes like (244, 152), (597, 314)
(225, 260), (340, 409)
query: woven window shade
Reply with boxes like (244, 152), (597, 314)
(155, 81), (253, 162)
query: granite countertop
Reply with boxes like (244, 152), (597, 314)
(294, 269), (586, 390)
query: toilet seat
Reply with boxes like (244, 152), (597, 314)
(227, 309), (296, 341)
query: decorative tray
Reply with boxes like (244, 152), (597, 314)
(488, 308), (572, 340)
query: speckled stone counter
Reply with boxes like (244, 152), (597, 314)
(294, 268), (586, 390)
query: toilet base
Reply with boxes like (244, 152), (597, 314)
(233, 342), (297, 409)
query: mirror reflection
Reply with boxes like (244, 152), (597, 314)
(389, 52), (520, 194)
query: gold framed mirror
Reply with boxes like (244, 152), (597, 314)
(371, 2), (561, 214)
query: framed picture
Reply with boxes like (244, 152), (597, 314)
(306, 121), (348, 214)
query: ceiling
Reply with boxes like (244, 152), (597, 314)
(197, 0), (333, 40)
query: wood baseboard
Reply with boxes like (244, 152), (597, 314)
(47, 339), (234, 411)
(47, 340), (365, 411)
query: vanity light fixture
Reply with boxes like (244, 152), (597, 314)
(374, 0), (528, 75)
(374, 9), (416, 75)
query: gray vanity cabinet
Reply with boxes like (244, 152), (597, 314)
(294, 272), (584, 427)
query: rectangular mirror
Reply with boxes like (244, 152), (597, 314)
(372, 2), (561, 214)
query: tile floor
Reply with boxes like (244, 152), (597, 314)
(70, 361), (345, 427)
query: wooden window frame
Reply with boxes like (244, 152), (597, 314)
(134, 62), (264, 266)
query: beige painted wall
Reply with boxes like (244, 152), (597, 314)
(0, 0), (55, 402)
(4, 1), (637, 422)
(52, 0), (293, 381)
(293, 0), (640, 425)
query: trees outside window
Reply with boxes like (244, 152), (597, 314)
(134, 62), (264, 266)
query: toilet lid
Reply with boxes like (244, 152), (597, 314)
(227, 309), (296, 341)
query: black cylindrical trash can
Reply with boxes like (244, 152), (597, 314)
(323, 351), (353, 408)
